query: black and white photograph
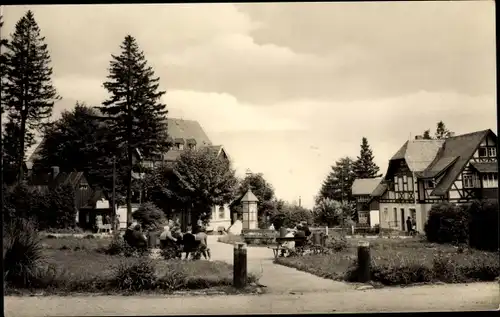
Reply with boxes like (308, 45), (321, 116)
(1, 1), (498, 315)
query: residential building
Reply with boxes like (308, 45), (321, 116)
(27, 166), (112, 230)
(371, 129), (498, 233)
(351, 177), (382, 226)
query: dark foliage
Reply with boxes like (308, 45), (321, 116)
(424, 202), (469, 245)
(2, 10), (60, 182)
(353, 137), (380, 179)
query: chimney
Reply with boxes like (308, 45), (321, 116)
(51, 166), (60, 180)
(415, 135), (423, 140)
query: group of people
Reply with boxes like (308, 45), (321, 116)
(123, 219), (211, 260)
(279, 221), (312, 256)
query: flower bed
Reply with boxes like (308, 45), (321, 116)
(275, 237), (499, 286)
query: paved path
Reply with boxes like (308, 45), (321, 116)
(207, 235), (354, 294)
(5, 283), (499, 316)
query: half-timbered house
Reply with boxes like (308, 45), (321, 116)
(371, 129), (498, 233)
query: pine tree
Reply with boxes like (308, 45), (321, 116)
(98, 35), (169, 226)
(2, 10), (60, 183)
(422, 129), (432, 140)
(2, 115), (35, 185)
(435, 121), (453, 139)
(353, 137), (380, 179)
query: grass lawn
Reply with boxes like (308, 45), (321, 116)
(5, 235), (259, 295)
(275, 237), (499, 286)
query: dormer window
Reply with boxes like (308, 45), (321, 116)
(186, 138), (197, 151)
(426, 180), (435, 189)
(174, 138), (185, 150)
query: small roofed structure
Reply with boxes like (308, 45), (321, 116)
(241, 189), (259, 230)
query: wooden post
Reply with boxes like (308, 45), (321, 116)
(357, 241), (371, 283)
(233, 243), (247, 288)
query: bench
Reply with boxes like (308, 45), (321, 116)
(269, 236), (308, 258)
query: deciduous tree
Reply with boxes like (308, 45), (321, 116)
(98, 35), (169, 226)
(2, 11), (60, 183)
(230, 172), (276, 227)
(172, 148), (238, 226)
(318, 157), (356, 203)
(35, 103), (127, 201)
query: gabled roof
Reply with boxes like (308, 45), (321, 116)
(404, 140), (445, 172)
(417, 156), (459, 179)
(351, 178), (383, 196)
(430, 129), (493, 196)
(167, 118), (212, 146)
(370, 183), (388, 197)
(241, 189), (259, 203)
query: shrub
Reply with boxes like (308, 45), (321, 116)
(132, 202), (165, 231)
(325, 235), (348, 252)
(467, 199), (499, 251)
(101, 233), (148, 257)
(3, 219), (45, 288)
(157, 269), (188, 290)
(269, 203), (314, 230)
(424, 202), (469, 245)
(112, 258), (157, 291)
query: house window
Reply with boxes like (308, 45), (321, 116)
(189, 144), (196, 150)
(426, 180), (435, 188)
(478, 147), (487, 157)
(176, 143), (184, 150)
(488, 147), (497, 157)
(79, 184), (89, 190)
(218, 206), (225, 219)
(408, 177), (414, 191)
(463, 174), (474, 188)
(482, 173), (498, 188)
(393, 208), (398, 227)
(398, 177), (403, 192)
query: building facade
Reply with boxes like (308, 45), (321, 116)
(351, 178), (382, 226)
(372, 129), (498, 233)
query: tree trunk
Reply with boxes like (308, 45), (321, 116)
(16, 115), (27, 184)
(126, 147), (133, 228)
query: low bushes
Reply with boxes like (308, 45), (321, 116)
(424, 200), (499, 251)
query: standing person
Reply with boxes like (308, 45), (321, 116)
(114, 214), (121, 231)
(411, 218), (417, 236)
(96, 214), (103, 233)
(406, 217), (412, 236)
(194, 226), (211, 260)
(105, 214), (112, 234)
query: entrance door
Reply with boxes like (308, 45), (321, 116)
(400, 208), (405, 231)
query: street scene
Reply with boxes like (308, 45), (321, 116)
(1, 2), (498, 315)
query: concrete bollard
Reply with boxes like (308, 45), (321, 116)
(357, 241), (371, 283)
(233, 243), (248, 288)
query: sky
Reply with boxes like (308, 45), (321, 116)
(2, 2), (496, 208)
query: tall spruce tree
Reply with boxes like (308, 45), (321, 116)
(353, 137), (380, 179)
(98, 35), (169, 226)
(2, 11), (59, 183)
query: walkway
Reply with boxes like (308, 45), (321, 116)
(207, 235), (354, 294)
(5, 283), (498, 316)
